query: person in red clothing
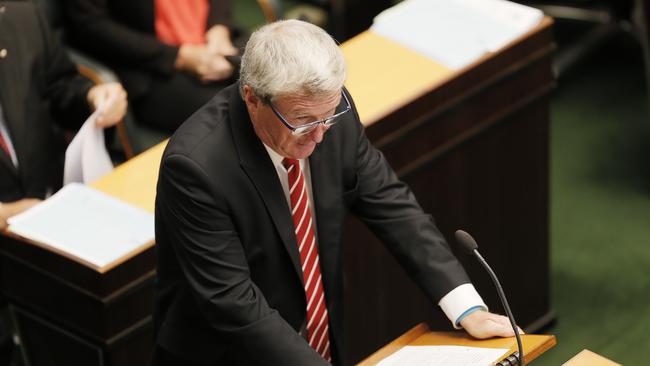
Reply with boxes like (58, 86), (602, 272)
(64, 0), (246, 132)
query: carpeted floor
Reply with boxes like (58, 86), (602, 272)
(537, 27), (650, 365)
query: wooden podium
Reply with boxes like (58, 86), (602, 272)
(0, 143), (164, 366)
(358, 323), (556, 365)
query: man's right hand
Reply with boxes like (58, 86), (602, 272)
(176, 44), (234, 83)
(0, 198), (42, 230)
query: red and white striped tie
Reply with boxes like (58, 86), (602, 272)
(0, 132), (10, 158)
(283, 158), (331, 362)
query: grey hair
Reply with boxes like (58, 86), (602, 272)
(239, 19), (346, 101)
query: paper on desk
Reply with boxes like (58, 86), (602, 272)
(63, 102), (114, 185)
(7, 183), (154, 269)
(371, 0), (543, 69)
(376, 345), (509, 366)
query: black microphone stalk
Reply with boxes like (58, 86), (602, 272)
(455, 230), (525, 366)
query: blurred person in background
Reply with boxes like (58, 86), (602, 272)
(64, 0), (246, 133)
(0, 1), (127, 363)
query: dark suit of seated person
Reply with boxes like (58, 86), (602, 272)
(0, 1), (127, 229)
(153, 19), (521, 366)
(63, 0), (245, 133)
(0, 2), (126, 363)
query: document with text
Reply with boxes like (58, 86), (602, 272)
(371, 0), (543, 69)
(376, 345), (510, 366)
(7, 183), (154, 269)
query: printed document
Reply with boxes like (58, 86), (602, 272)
(371, 0), (543, 69)
(7, 183), (154, 269)
(376, 345), (509, 366)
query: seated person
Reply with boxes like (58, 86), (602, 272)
(63, 0), (245, 133)
(0, 1), (127, 230)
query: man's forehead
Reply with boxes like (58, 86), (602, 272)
(276, 91), (341, 110)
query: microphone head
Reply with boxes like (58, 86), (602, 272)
(455, 230), (478, 255)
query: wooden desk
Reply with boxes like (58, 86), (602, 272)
(0, 143), (166, 366)
(359, 323), (556, 365)
(563, 350), (622, 366)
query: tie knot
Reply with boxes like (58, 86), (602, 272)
(282, 158), (300, 172)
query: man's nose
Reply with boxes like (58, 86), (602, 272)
(308, 124), (330, 143)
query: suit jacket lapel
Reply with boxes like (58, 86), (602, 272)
(0, 15), (20, 177)
(308, 136), (343, 291)
(228, 89), (305, 285)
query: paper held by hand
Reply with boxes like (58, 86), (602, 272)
(63, 99), (114, 185)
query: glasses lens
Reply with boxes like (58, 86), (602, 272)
(293, 124), (317, 135)
(324, 117), (339, 126)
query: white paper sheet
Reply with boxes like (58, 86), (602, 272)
(376, 345), (510, 366)
(371, 0), (543, 69)
(64, 103), (114, 185)
(7, 183), (154, 269)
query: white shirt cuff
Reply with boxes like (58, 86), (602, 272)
(438, 283), (488, 329)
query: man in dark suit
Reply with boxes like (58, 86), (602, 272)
(0, 2), (127, 364)
(154, 19), (518, 366)
(0, 0), (127, 227)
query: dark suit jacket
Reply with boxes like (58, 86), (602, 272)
(63, 0), (232, 99)
(0, 1), (91, 202)
(154, 84), (471, 365)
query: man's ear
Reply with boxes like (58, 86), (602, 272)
(242, 85), (262, 109)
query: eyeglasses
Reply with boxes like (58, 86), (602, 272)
(267, 91), (351, 136)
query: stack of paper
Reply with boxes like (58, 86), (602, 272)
(376, 345), (510, 366)
(7, 183), (154, 269)
(371, 0), (544, 69)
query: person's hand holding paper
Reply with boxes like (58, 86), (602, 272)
(86, 82), (128, 128)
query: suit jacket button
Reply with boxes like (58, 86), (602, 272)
(0, 49), (6, 59)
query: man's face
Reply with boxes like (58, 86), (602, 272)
(243, 85), (341, 160)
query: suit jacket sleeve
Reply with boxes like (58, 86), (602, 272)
(156, 153), (330, 365)
(346, 107), (471, 304)
(36, 5), (92, 130)
(63, 0), (179, 77)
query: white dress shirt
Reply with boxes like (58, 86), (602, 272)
(0, 102), (19, 167)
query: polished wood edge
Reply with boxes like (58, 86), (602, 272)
(105, 315), (153, 346)
(1, 229), (154, 274)
(357, 322), (556, 366)
(456, 16), (554, 76)
(96, 240), (155, 274)
(103, 269), (156, 305)
(563, 349), (622, 366)
(2, 230), (104, 271)
(375, 43), (555, 151)
(357, 323), (430, 365)
(525, 334), (557, 363)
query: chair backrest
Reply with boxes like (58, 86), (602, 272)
(256, 0), (283, 22)
(33, 0), (137, 159)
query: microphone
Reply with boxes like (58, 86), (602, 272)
(455, 230), (525, 366)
